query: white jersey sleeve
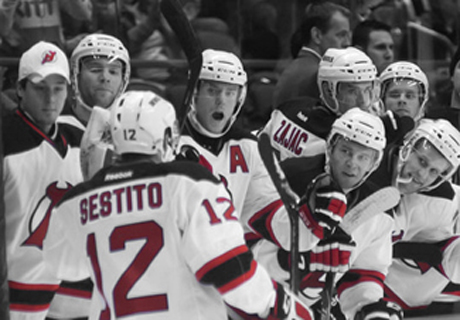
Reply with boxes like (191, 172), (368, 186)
(337, 213), (394, 319)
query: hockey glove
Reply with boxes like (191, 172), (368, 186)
(298, 173), (347, 239)
(268, 282), (314, 320)
(354, 299), (403, 320)
(175, 145), (200, 162)
(80, 107), (115, 181)
(310, 227), (355, 273)
(381, 110), (414, 146)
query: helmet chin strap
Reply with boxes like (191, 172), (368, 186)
(72, 96), (93, 125)
(188, 111), (233, 138)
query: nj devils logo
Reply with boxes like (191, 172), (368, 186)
(42, 50), (57, 64)
(22, 181), (73, 249)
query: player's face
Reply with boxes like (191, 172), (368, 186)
(318, 12), (351, 55)
(397, 140), (451, 194)
(78, 57), (124, 108)
(365, 30), (394, 74)
(195, 80), (240, 134)
(18, 74), (67, 133)
(383, 79), (422, 120)
(329, 137), (377, 190)
(336, 81), (375, 113)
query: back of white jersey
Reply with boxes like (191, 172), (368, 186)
(44, 161), (252, 319)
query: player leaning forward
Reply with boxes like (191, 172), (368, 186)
(254, 109), (404, 319)
(369, 118), (460, 311)
(42, 90), (314, 319)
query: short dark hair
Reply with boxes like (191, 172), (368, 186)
(290, 1), (350, 58)
(352, 19), (392, 49)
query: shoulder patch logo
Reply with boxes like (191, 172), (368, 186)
(23, 181), (73, 249)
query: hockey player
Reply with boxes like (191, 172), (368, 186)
(253, 108), (403, 320)
(380, 61), (429, 123)
(178, 49), (348, 256)
(369, 119), (460, 313)
(42, 90), (315, 320)
(260, 46), (414, 161)
(261, 47), (379, 161)
(50, 33), (131, 318)
(2, 41), (85, 320)
(72, 34), (131, 181)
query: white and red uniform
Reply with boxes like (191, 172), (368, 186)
(260, 98), (333, 161)
(260, 98), (414, 161)
(43, 160), (287, 319)
(251, 156), (395, 319)
(3, 109), (86, 319)
(179, 118), (318, 252)
(384, 181), (460, 309)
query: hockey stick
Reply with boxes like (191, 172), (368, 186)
(160, 0), (203, 130)
(339, 186), (400, 234)
(258, 133), (300, 293)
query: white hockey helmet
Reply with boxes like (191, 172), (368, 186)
(380, 61), (429, 120)
(71, 34), (131, 110)
(189, 49), (248, 137)
(399, 118), (460, 191)
(327, 108), (386, 187)
(111, 91), (179, 162)
(318, 47), (378, 114)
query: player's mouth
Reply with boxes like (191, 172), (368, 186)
(212, 112), (224, 120)
(397, 174), (413, 184)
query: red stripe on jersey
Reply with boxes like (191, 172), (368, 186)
(337, 269), (385, 297)
(9, 281), (59, 291)
(217, 260), (257, 294)
(16, 109), (67, 149)
(10, 303), (51, 312)
(196, 245), (249, 281)
(248, 199), (284, 247)
(56, 286), (93, 299)
(245, 232), (262, 242)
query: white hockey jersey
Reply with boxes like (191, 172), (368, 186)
(384, 182), (460, 309)
(252, 191), (394, 319)
(260, 99), (333, 161)
(3, 109), (84, 318)
(43, 160), (282, 319)
(179, 119), (318, 252)
(251, 156), (395, 319)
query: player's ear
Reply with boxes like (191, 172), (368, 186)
(16, 80), (26, 99)
(311, 26), (322, 46)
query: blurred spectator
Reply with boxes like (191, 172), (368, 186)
(241, 0), (280, 60)
(352, 19), (394, 74)
(272, 1), (351, 108)
(347, 0), (385, 28)
(0, 0), (92, 56)
(167, 0), (239, 57)
(426, 46), (460, 129)
(118, 0), (170, 91)
(0, 0), (17, 39)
